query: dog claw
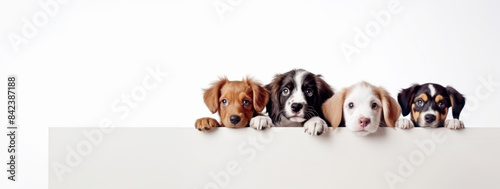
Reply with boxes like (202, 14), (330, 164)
(445, 119), (465, 129)
(195, 117), (220, 132)
(303, 117), (328, 136)
(250, 116), (274, 130)
(395, 118), (414, 129)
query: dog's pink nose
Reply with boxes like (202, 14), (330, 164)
(359, 118), (370, 127)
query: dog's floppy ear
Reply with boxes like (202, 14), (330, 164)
(315, 75), (334, 101)
(203, 77), (228, 113)
(266, 73), (284, 122)
(378, 87), (401, 127)
(322, 90), (345, 130)
(246, 78), (269, 113)
(398, 84), (420, 116)
(315, 75), (334, 121)
(315, 75), (335, 105)
(446, 86), (466, 119)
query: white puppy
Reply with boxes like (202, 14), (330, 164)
(322, 81), (401, 136)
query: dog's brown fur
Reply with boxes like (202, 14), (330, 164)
(195, 77), (269, 131)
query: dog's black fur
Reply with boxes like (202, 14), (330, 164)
(266, 69), (334, 125)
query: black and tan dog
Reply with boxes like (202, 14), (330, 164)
(395, 83), (466, 129)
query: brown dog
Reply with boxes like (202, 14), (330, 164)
(195, 77), (269, 131)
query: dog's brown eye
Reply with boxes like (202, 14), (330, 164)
(372, 103), (378, 110)
(438, 102), (445, 108)
(305, 88), (313, 97)
(282, 87), (290, 96)
(416, 100), (424, 107)
(348, 102), (354, 109)
(222, 99), (228, 105)
(243, 99), (250, 106)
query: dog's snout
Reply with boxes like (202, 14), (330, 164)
(425, 114), (436, 123)
(230, 115), (241, 125)
(291, 103), (303, 113)
(359, 118), (371, 127)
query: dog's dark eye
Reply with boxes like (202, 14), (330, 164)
(416, 100), (424, 107)
(282, 87), (290, 96)
(305, 88), (313, 97)
(372, 103), (378, 110)
(438, 101), (445, 108)
(348, 102), (354, 109)
(222, 99), (228, 105)
(243, 99), (250, 106)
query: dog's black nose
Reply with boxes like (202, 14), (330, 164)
(291, 103), (303, 113)
(425, 114), (436, 123)
(230, 115), (241, 125)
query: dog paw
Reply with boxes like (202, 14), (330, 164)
(304, 117), (328, 136)
(195, 117), (220, 131)
(445, 119), (465, 129)
(395, 118), (414, 129)
(250, 116), (274, 130)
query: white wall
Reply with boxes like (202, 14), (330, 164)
(1, 0), (499, 188)
(48, 127), (500, 189)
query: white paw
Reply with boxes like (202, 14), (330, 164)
(250, 116), (274, 130)
(445, 119), (465, 129)
(395, 118), (414, 129)
(304, 117), (328, 136)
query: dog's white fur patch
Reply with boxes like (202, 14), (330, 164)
(418, 108), (439, 128)
(275, 115), (303, 127)
(445, 118), (465, 129)
(343, 84), (382, 136)
(284, 70), (307, 122)
(395, 118), (414, 129)
(250, 115), (274, 130)
(429, 84), (436, 97)
(304, 116), (329, 136)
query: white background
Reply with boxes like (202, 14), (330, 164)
(1, 0), (500, 188)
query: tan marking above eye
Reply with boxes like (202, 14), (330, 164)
(417, 94), (428, 102)
(435, 95), (444, 104)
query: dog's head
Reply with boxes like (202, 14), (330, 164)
(203, 77), (269, 128)
(322, 82), (401, 136)
(398, 83), (465, 127)
(266, 69), (334, 124)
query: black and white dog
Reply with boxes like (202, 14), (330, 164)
(250, 69), (334, 135)
(395, 83), (466, 129)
